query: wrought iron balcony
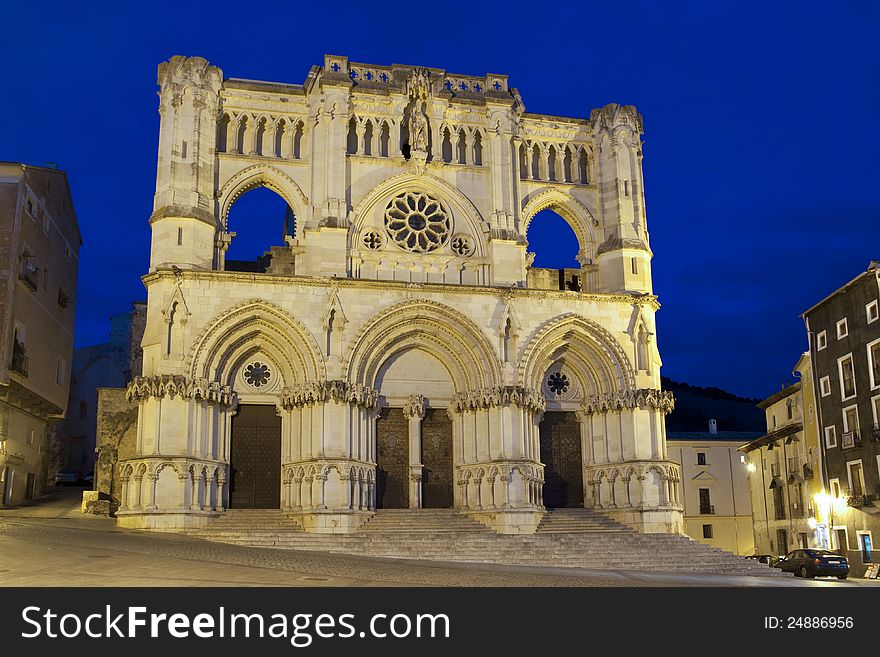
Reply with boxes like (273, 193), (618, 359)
(19, 263), (38, 290)
(847, 493), (869, 508)
(841, 431), (862, 449)
(10, 342), (28, 376)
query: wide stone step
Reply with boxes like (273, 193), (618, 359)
(186, 509), (784, 576)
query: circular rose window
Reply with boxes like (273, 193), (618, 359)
(244, 361), (271, 388)
(384, 191), (450, 253)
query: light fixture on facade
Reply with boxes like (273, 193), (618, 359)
(746, 462), (756, 473)
(807, 517), (818, 529)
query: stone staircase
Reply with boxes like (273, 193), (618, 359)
(185, 508), (784, 576)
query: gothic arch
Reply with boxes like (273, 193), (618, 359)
(520, 189), (598, 263)
(217, 163), (310, 229)
(344, 299), (502, 392)
(348, 172), (488, 255)
(186, 298), (325, 387)
(519, 313), (636, 397)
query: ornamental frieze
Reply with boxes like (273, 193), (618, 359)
(126, 375), (237, 407)
(280, 380), (379, 409)
(451, 386), (547, 413)
(580, 388), (674, 415)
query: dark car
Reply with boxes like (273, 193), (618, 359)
(775, 548), (849, 579)
(54, 468), (81, 486)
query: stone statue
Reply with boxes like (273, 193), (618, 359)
(408, 102), (429, 153)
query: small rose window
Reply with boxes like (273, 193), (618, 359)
(547, 372), (570, 395)
(244, 361), (272, 388)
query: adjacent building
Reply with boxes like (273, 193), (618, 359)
(802, 261), (879, 575)
(57, 302), (145, 475)
(667, 422), (758, 555)
(740, 361), (823, 557)
(0, 162), (82, 506)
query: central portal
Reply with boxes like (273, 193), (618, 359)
(229, 404), (281, 509)
(539, 411), (584, 508)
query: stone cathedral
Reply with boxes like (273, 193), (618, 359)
(116, 54), (682, 536)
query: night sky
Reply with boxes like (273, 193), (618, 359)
(3, 1), (877, 398)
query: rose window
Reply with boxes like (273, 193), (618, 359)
(362, 229), (385, 251)
(547, 372), (569, 395)
(450, 234), (474, 257)
(384, 191), (450, 253)
(244, 361), (272, 388)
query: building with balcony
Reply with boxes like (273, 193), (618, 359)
(740, 367), (823, 558)
(667, 421), (758, 555)
(802, 261), (880, 575)
(0, 162), (82, 506)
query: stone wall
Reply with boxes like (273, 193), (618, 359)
(84, 387), (137, 515)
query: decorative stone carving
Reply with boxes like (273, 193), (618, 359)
(451, 386), (546, 414)
(579, 388), (675, 415)
(280, 380), (379, 409)
(126, 375), (237, 407)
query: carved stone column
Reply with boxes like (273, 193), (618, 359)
(403, 394), (426, 509)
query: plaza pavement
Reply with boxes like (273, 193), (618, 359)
(1, 488), (877, 588)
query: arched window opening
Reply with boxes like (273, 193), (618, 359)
(502, 317), (512, 362)
(235, 117), (248, 155)
(547, 146), (558, 182)
(578, 150), (589, 184)
(363, 121), (374, 156)
(473, 132), (483, 166)
(255, 118), (268, 157)
(531, 144), (541, 180)
(326, 309), (335, 356)
(456, 131), (467, 164)
(272, 122), (283, 158)
(636, 326), (650, 372)
(346, 117), (358, 155)
(442, 128), (453, 163)
(224, 186), (295, 273)
(519, 143), (529, 179)
(292, 121), (304, 159)
(166, 301), (178, 356)
(379, 122), (390, 157)
(218, 114), (231, 152)
(525, 209), (581, 292)
(563, 148), (573, 183)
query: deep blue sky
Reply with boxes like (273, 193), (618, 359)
(3, 1), (878, 398)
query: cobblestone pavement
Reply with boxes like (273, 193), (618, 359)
(2, 489), (877, 587)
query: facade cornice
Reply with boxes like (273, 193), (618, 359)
(142, 269), (661, 309)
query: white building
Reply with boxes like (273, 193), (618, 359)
(668, 424), (758, 555)
(116, 55), (682, 536)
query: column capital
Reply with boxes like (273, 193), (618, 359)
(402, 394), (426, 420)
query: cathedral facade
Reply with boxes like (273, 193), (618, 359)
(116, 55), (682, 535)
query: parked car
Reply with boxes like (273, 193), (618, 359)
(774, 548), (849, 579)
(54, 469), (81, 486)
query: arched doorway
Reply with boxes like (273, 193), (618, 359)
(228, 403), (282, 509)
(373, 348), (455, 509)
(539, 411), (584, 508)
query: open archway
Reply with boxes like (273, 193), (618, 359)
(526, 209), (581, 291)
(224, 186), (296, 272)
